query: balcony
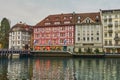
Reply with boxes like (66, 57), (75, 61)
(108, 29), (113, 33)
(108, 24), (113, 27)
(114, 37), (120, 41)
(114, 44), (120, 46)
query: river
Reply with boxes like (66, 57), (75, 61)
(0, 57), (120, 80)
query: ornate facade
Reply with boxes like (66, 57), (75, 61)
(74, 12), (103, 53)
(101, 9), (120, 53)
(9, 22), (32, 50)
(34, 13), (75, 52)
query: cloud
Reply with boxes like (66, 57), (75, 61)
(0, 0), (120, 26)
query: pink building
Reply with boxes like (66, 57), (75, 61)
(34, 13), (75, 52)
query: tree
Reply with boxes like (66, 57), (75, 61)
(79, 48), (81, 53)
(87, 47), (91, 53)
(94, 48), (99, 54)
(0, 18), (10, 48)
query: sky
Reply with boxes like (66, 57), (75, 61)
(0, 0), (120, 26)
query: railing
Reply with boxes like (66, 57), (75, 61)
(0, 49), (30, 54)
(114, 37), (120, 40)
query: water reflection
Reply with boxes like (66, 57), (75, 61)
(32, 58), (74, 80)
(74, 58), (120, 80)
(0, 57), (120, 80)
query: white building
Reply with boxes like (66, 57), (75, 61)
(74, 12), (103, 53)
(100, 9), (120, 53)
(9, 22), (32, 50)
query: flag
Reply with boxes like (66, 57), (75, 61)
(64, 39), (67, 45)
(48, 40), (51, 45)
(33, 40), (37, 45)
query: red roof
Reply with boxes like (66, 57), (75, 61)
(36, 12), (101, 27)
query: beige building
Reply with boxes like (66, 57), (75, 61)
(74, 12), (103, 53)
(100, 9), (120, 53)
(9, 22), (32, 50)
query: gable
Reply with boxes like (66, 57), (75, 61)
(81, 17), (95, 24)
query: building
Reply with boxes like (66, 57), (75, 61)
(9, 22), (33, 50)
(34, 13), (75, 52)
(74, 12), (103, 53)
(100, 9), (120, 53)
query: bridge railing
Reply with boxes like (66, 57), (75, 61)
(0, 49), (30, 54)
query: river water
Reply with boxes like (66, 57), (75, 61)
(0, 57), (120, 80)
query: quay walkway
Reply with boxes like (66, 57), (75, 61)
(0, 49), (120, 58)
(30, 51), (73, 57)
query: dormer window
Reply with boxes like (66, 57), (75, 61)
(70, 16), (72, 19)
(54, 22), (60, 25)
(64, 21), (70, 24)
(78, 16), (81, 19)
(96, 16), (99, 19)
(96, 16), (99, 22)
(86, 19), (90, 23)
(64, 17), (67, 20)
(77, 20), (80, 23)
(55, 17), (59, 20)
(45, 22), (51, 25)
(46, 18), (49, 21)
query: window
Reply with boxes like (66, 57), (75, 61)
(91, 37), (93, 41)
(18, 41), (20, 44)
(64, 21), (70, 24)
(109, 15), (112, 22)
(109, 40), (112, 45)
(97, 37), (99, 41)
(78, 16), (81, 19)
(78, 37), (80, 41)
(78, 33), (80, 36)
(104, 19), (107, 22)
(83, 37), (85, 41)
(60, 39), (63, 43)
(115, 15), (118, 18)
(64, 17), (67, 20)
(86, 18), (90, 23)
(105, 41), (107, 45)
(96, 16), (99, 19)
(13, 36), (14, 39)
(77, 20), (80, 23)
(54, 22), (60, 25)
(13, 41), (14, 44)
(18, 32), (20, 34)
(62, 27), (65, 30)
(115, 41), (118, 45)
(97, 32), (99, 35)
(69, 33), (72, 36)
(105, 33), (107, 37)
(87, 37), (89, 41)
(18, 36), (20, 39)
(46, 18), (49, 21)
(13, 32), (14, 35)
(96, 16), (99, 22)
(45, 22), (51, 25)
(55, 17), (59, 20)
(91, 31), (93, 35)
(115, 21), (118, 27)
(109, 33), (112, 37)
(70, 16), (72, 19)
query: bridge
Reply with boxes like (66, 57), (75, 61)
(0, 49), (30, 57)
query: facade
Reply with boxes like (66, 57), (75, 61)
(101, 9), (120, 53)
(74, 12), (103, 53)
(9, 22), (32, 50)
(34, 13), (75, 52)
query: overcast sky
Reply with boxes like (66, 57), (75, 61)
(0, 0), (120, 26)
